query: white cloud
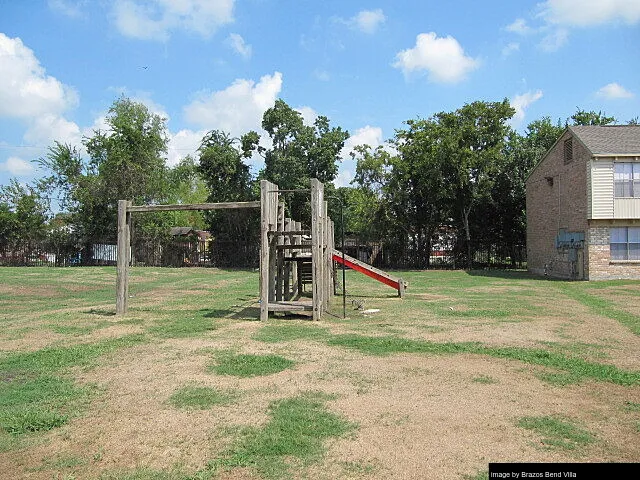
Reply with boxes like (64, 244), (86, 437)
(0, 33), (78, 119)
(296, 106), (318, 126)
(335, 125), (386, 187)
(24, 114), (82, 146)
(349, 9), (386, 34)
(183, 72), (282, 136)
(340, 125), (384, 158)
(506, 18), (534, 35)
(540, 0), (640, 26)
(502, 42), (520, 56)
(334, 169), (355, 188)
(596, 82), (635, 99)
(539, 28), (569, 51)
(393, 32), (480, 83)
(510, 90), (544, 125)
(0, 156), (35, 176)
(48, 0), (86, 18)
(0, 32), (82, 161)
(112, 0), (235, 41)
(226, 33), (252, 59)
(166, 128), (207, 166)
(313, 69), (330, 82)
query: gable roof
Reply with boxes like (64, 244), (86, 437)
(569, 125), (640, 155)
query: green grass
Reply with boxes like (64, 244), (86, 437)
(0, 334), (146, 377)
(209, 392), (356, 479)
(0, 376), (91, 434)
(314, 334), (639, 386)
(623, 401), (640, 412)
(517, 416), (594, 451)
(463, 471), (489, 480)
(252, 324), (331, 343)
(168, 385), (239, 410)
(557, 283), (640, 335)
(0, 335), (145, 441)
(149, 315), (218, 338)
(472, 375), (497, 384)
(210, 353), (295, 378)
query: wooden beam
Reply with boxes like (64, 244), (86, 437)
(116, 200), (130, 315)
(127, 201), (260, 213)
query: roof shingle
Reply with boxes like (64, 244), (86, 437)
(569, 125), (640, 155)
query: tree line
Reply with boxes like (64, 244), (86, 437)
(0, 94), (627, 268)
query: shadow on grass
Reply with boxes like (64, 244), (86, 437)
(84, 308), (116, 316)
(199, 306), (263, 321)
(465, 269), (565, 281)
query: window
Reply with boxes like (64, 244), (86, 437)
(610, 227), (640, 260)
(614, 163), (640, 197)
(563, 138), (573, 164)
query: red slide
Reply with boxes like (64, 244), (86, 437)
(332, 250), (406, 294)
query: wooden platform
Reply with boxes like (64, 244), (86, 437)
(267, 300), (313, 312)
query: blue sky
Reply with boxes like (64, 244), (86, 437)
(1, 0), (639, 189)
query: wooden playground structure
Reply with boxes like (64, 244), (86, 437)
(116, 178), (406, 320)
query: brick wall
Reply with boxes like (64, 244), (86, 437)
(587, 224), (640, 279)
(526, 130), (589, 279)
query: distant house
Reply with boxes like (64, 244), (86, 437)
(169, 227), (212, 242)
(526, 125), (640, 280)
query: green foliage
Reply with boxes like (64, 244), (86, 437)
(37, 97), (170, 243)
(210, 353), (295, 377)
(570, 109), (616, 126)
(168, 385), (238, 410)
(164, 156), (208, 229)
(517, 416), (594, 450)
(261, 99), (349, 220)
(210, 392), (356, 479)
(0, 180), (49, 253)
(197, 130), (257, 242)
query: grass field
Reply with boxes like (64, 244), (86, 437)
(0, 266), (639, 479)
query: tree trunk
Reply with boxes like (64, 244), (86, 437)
(463, 207), (472, 270)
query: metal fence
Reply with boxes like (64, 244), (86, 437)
(339, 239), (526, 270)
(1, 237), (524, 270)
(0, 238), (260, 268)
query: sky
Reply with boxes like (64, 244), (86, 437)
(1, 0), (639, 190)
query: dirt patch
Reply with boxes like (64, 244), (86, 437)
(2, 269), (639, 479)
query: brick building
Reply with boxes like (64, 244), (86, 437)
(526, 125), (640, 280)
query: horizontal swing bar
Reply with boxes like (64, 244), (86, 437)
(127, 201), (260, 213)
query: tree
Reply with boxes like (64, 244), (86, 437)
(0, 180), (49, 261)
(435, 100), (515, 269)
(478, 116), (564, 253)
(570, 109), (616, 126)
(165, 156), (208, 229)
(39, 97), (170, 245)
(258, 99), (349, 221)
(197, 130), (257, 243)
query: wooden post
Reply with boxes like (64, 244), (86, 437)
(259, 180), (270, 321)
(276, 202), (285, 302)
(398, 278), (405, 298)
(116, 200), (131, 315)
(311, 179), (324, 320)
(294, 220), (301, 297)
(284, 218), (292, 301)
